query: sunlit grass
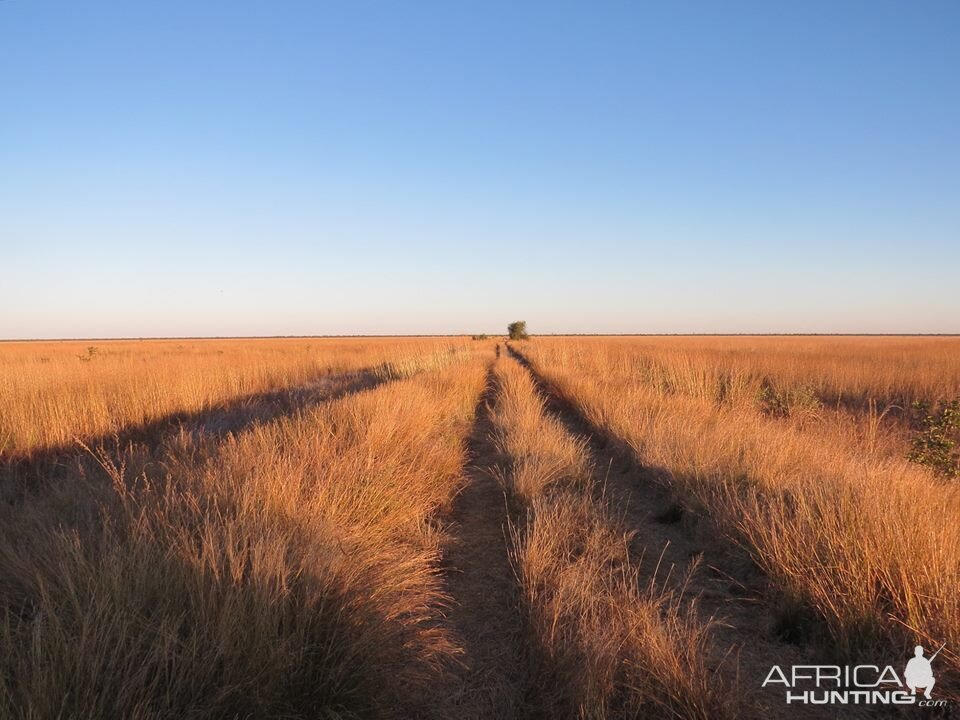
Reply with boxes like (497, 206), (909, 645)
(519, 337), (960, 690)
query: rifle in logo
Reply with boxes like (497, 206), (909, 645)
(904, 643), (945, 700)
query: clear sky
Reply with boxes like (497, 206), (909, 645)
(2, 1), (958, 338)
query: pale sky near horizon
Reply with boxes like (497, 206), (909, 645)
(2, 1), (958, 339)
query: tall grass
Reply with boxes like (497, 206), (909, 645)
(0, 337), (474, 458)
(524, 336), (960, 462)
(0, 354), (487, 719)
(524, 336), (960, 411)
(491, 359), (735, 719)
(518, 339), (960, 689)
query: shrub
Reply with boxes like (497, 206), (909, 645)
(908, 399), (960, 479)
(757, 382), (823, 421)
(507, 321), (529, 341)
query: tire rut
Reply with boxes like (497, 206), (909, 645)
(440, 361), (529, 719)
(506, 346), (878, 720)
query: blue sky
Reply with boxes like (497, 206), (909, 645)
(2, 1), (958, 337)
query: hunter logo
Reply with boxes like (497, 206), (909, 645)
(904, 644), (942, 699)
(762, 644), (949, 708)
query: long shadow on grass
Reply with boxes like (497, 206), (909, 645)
(506, 344), (827, 630)
(505, 344), (917, 718)
(1, 362), (462, 718)
(1, 368), (391, 502)
(0, 470), (456, 720)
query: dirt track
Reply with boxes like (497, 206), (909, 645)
(504, 346), (880, 720)
(441, 362), (529, 718)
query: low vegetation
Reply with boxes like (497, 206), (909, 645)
(0, 341), (485, 719)
(908, 399), (960, 478)
(490, 359), (734, 719)
(516, 337), (960, 687)
(2, 334), (957, 716)
(0, 337), (472, 459)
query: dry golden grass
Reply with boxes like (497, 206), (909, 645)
(0, 337), (473, 458)
(526, 336), (960, 462)
(491, 358), (735, 719)
(528, 335), (960, 409)
(7, 334), (957, 716)
(0, 345), (487, 719)
(517, 337), (960, 691)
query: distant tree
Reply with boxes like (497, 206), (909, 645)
(507, 321), (529, 340)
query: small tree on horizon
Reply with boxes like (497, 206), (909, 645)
(507, 321), (529, 340)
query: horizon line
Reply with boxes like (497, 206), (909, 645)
(2, 332), (959, 343)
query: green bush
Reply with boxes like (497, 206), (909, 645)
(757, 382), (823, 419)
(907, 399), (960, 479)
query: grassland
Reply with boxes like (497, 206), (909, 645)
(515, 337), (960, 698)
(0, 338), (471, 459)
(1, 335), (957, 718)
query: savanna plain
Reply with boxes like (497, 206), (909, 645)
(1, 335), (958, 719)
